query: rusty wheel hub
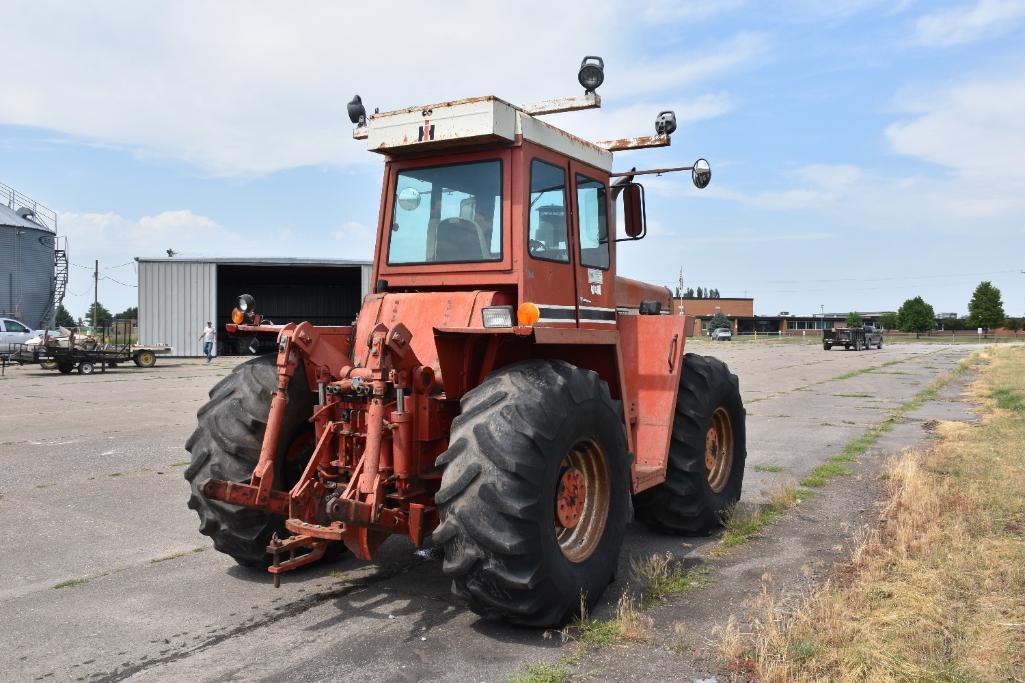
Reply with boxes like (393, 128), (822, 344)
(705, 406), (734, 493)
(554, 440), (610, 563)
(556, 467), (586, 528)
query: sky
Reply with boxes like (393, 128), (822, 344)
(1, 0), (1023, 319)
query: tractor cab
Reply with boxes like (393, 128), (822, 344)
(351, 86), (706, 331)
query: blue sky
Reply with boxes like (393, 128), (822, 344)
(2, 0), (1023, 319)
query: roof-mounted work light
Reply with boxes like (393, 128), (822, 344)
(655, 110), (677, 136)
(347, 94), (367, 126)
(237, 294), (255, 313)
(578, 56), (604, 94)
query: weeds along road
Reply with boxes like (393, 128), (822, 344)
(0, 341), (976, 681)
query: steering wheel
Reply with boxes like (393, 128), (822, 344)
(529, 239), (546, 254)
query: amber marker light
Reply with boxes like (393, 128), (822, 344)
(231, 308), (245, 324)
(517, 302), (540, 326)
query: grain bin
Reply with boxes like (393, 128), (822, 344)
(1, 183), (59, 329)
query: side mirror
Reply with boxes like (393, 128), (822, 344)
(619, 182), (646, 241)
(692, 158), (711, 189)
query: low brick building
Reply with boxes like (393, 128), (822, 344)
(671, 297), (753, 336)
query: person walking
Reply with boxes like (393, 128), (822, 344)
(199, 321), (215, 363)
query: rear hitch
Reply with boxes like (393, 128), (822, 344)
(267, 533), (327, 588)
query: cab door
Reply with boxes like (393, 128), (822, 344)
(569, 163), (616, 328)
(522, 148), (578, 327)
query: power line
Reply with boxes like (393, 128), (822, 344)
(100, 275), (137, 288)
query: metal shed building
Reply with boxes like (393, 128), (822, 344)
(137, 257), (372, 357)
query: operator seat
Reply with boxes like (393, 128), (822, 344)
(433, 217), (489, 261)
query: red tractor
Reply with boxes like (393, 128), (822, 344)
(185, 59), (745, 626)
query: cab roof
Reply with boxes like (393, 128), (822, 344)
(362, 96), (613, 172)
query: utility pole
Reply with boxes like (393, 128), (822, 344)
(93, 259), (98, 328)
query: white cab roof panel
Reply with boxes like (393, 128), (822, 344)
(365, 96), (612, 172)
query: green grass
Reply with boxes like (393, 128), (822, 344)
(753, 464), (785, 473)
(53, 578), (88, 589)
(631, 553), (709, 606)
(716, 486), (798, 554)
(108, 472), (124, 477)
(991, 387), (1025, 412)
(832, 359), (905, 381)
(565, 611), (622, 649)
(169, 460), (190, 467)
(151, 546), (206, 563)
(150, 551), (188, 563)
(800, 461), (853, 488)
(509, 661), (571, 683)
(833, 392), (874, 398)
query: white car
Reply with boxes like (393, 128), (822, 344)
(1, 317), (44, 354)
(710, 327), (732, 341)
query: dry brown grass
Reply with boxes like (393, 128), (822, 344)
(717, 346), (1025, 681)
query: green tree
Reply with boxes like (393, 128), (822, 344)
(683, 287), (694, 299)
(54, 303), (75, 328)
(709, 312), (731, 331)
(845, 311), (863, 327)
(967, 281), (1005, 330)
(115, 306), (138, 321)
(1005, 317), (1023, 336)
(86, 301), (113, 328)
(897, 296), (935, 338)
(710, 288), (720, 298)
(695, 286), (703, 298)
(877, 312), (898, 330)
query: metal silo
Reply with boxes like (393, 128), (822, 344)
(1, 182), (60, 330)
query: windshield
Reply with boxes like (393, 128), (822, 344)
(388, 160), (502, 264)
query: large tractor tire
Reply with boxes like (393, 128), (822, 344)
(434, 360), (631, 627)
(184, 355), (316, 566)
(633, 353), (746, 534)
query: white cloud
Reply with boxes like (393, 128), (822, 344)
(331, 221), (375, 260)
(637, 0), (745, 24)
(914, 0), (1025, 46)
(680, 230), (834, 245)
(886, 76), (1025, 183)
(0, 1), (755, 176)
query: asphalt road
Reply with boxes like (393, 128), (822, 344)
(0, 340), (975, 681)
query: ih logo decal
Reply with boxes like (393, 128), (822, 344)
(418, 119), (435, 142)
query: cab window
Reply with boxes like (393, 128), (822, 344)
(4, 320), (29, 333)
(388, 159), (502, 265)
(576, 174), (609, 269)
(528, 159), (569, 263)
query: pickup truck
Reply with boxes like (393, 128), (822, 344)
(823, 325), (883, 351)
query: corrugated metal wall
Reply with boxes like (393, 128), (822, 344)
(138, 261), (216, 357)
(0, 223), (56, 329)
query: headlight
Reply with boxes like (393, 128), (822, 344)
(577, 56), (604, 93)
(237, 294), (255, 313)
(482, 306), (514, 328)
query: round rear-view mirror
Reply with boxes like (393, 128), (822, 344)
(397, 187), (421, 211)
(692, 158), (711, 189)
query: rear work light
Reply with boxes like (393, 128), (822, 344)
(482, 306), (514, 328)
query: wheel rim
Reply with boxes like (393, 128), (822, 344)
(140, 351), (154, 365)
(704, 407), (734, 493)
(554, 439), (609, 563)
